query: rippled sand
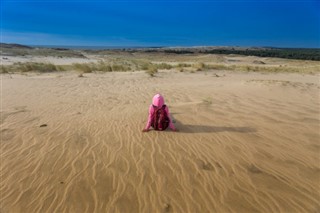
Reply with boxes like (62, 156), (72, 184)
(1, 71), (319, 213)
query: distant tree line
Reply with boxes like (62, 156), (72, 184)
(142, 48), (320, 61)
(201, 48), (320, 61)
(163, 49), (194, 54)
(141, 49), (194, 54)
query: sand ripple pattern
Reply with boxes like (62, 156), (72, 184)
(1, 72), (320, 213)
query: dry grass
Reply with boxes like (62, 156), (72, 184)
(95, 62), (112, 72)
(131, 61), (160, 76)
(145, 65), (158, 77)
(202, 97), (213, 105)
(189, 63), (316, 74)
(155, 63), (173, 70)
(1, 47), (86, 58)
(0, 66), (9, 73)
(137, 61), (152, 71)
(178, 67), (184, 72)
(111, 64), (131, 72)
(73, 62), (131, 73)
(0, 62), (62, 73)
(206, 64), (231, 70)
(234, 65), (301, 73)
(1, 56), (318, 75)
(73, 63), (92, 73)
(177, 63), (192, 68)
(193, 62), (206, 71)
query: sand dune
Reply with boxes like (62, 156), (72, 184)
(1, 70), (319, 213)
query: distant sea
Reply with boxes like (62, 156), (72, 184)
(30, 45), (164, 50)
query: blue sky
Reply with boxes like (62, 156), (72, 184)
(1, 0), (319, 47)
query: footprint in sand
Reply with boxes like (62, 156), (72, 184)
(248, 164), (263, 174)
(1, 106), (28, 124)
(14, 106), (28, 111)
(1, 128), (15, 141)
(196, 159), (214, 171)
(215, 162), (222, 169)
(202, 163), (214, 171)
(163, 203), (170, 212)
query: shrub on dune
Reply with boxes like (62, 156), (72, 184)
(111, 64), (131, 71)
(96, 62), (112, 72)
(177, 63), (191, 68)
(139, 62), (152, 70)
(146, 65), (158, 77)
(193, 62), (206, 71)
(13, 62), (58, 72)
(155, 63), (173, 70)
(206, 64), (230, 70)
(73, 63), (92, 73)
(0, 66), (9, 73)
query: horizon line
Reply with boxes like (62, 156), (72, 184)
(2, 43), (320, 50)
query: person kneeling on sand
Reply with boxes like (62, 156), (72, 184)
(142, 94), (177, 132)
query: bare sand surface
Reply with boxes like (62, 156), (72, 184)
(1, 70), (320, 213)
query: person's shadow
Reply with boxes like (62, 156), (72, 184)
(171, 115), (256, 133)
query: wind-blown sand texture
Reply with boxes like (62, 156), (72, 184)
(1, 70), (320, 213)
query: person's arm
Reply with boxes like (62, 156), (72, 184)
(143, 105), (154, 131)
(165, 106), (177, 131)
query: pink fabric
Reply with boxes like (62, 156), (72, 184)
(152, 94), (164, 107)
(144, 94), (176, 130)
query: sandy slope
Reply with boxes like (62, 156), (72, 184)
(1, 70), (319, 213)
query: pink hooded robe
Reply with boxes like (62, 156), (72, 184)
(144, 94), (176, 130)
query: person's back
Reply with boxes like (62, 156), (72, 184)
(142, 94), (177, 132)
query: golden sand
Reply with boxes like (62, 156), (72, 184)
(1, 70), (319, 212)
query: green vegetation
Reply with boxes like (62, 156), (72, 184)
(193, 62), (205, 71)
(0, 62), (62, 73)
(145, 65), (158, 77)
(203, 48), (320, 61)
(139, 62), (152, 70)
(1, 61), (317, 75)
(95, 61), (112, 72)
(72, 62), (131, 73)
(131, 61), (173, 76)
(73, 63), (92, 73)
(202, 97), (213, 105)
(1, 43), (319, 61)
(2, 43), (318, 75)
(0, 66), (9, 73)
(1, 51), (318, 75)
(134, 61), (173, 71)
(1, 47), (86, 58)
(187, 62), (315, 73)
(155, 63), (173, 69)
(134, 47), (320, 61)
(111, 64), (131, 71)
(177, 63), (192, 68)
(164, 49), (194, 54)
(207, 64), (231, 70)
(0, 61), (130, 74)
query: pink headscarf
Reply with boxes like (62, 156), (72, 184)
(152, 94), (164, 107)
